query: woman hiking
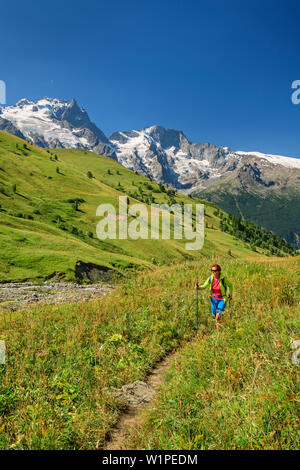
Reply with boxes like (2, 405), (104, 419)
(196, 264), (233, 325)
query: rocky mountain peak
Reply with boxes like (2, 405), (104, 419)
(60, 98), (90, 128)
(0, 97), (114, 156)
(143, 125), (190, 150)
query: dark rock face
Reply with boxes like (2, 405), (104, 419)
(27, 133), (49, 148)
(285, 232), (300, 249)
(60, 99), (111, 145)
(144, 125), (189, 150)
(0, 117), (26, 140)
(110, 130), (139, 143)
(75, 261), (113, 282)
(93, 142), (117, 160)
(60, 98), (89, 127)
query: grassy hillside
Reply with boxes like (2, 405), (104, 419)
(196, 185), (300, 249)
(1, 130), (293, 283)
(0, 256), (298, 449)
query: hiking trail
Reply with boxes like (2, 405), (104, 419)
(103, 349), (179, 450)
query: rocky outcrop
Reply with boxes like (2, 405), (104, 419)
(75, 261), (113, 282)
(111, 381), (156, 406)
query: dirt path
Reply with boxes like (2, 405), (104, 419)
(103, 350), (178, 450)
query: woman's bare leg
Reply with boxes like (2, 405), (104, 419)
(215, 312), (221, 327)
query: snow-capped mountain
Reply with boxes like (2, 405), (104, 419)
(110, 125), (300, 193)
(0, 97), (117, 159)
(1, 98), (300, 192)
(110, 126), (235, 190)
(235, 150), (300, 170)
(1, 97), (300, 247)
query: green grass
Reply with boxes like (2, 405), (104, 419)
(0, 130), (288, 282)
(0, 256), (299, 449)
(125, 257), (300, 450)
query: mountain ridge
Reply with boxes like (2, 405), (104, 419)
(1, 97), (300, 248)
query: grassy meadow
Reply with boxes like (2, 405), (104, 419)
(0, 255), (299, 449)
(126, 257), (300, 450)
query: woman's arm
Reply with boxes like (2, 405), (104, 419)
(226, 278), (233, 297)
(197, 277), (210, 290)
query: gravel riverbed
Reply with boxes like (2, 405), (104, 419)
(0, 282), (114, 311)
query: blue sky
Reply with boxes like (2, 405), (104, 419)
(1, 0), (300, 157)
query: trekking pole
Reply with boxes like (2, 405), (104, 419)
(196, 283), (199, 330)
